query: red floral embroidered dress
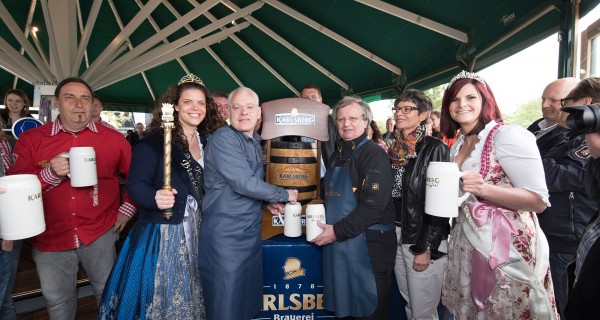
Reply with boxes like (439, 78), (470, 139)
(442, 121), (558, 320)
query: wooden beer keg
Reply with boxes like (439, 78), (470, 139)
(259, 98), (330, 239)
(267, 140), (319, 205)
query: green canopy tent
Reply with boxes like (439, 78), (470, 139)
(0, 0), (598, 112)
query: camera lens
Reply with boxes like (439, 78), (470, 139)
(564, 104), (600, 133)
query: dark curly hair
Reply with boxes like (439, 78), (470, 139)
(147, 82), (223, 150)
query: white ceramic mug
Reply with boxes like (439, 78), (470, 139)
(278, 202), (302, 237)
(65, 147), (97, 187)
(305, 204), (325, 241)
(0, 174), (46, 240)
(424, 162), (471, 218)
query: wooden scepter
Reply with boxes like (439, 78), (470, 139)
(161, 103), (175, 219)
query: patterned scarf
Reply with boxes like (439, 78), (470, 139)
(387, 125), (426, 168)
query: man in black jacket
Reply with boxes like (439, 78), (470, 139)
(300, 83), (338, 168)
(528, 78), (600, 319)
(567, 140), (600, 320)
(312, 96), (395, 320)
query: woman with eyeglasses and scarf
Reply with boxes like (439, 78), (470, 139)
(388, 89), (450, 319)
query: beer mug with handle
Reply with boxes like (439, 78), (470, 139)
(425, 162), (471, 218)
(305, 204), (325, 241)
(64, 147), (98, 187)
(278, 202), (302, 237)
(0, 174), (45, 240)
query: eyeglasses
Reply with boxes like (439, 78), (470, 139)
(392, 106), (419, 114)
(560, 97), (580, 107)
(229, 103), (258, 113)
(336, 117), (364, 124)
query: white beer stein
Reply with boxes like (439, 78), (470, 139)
(66, 147), (97, 187)
(0, 174), (46, 240)
(305, 204), (325, 241)
(424, 162), (471, 218)
(279, 202), (302, 237)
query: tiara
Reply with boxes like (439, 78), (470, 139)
(448, 70), (487, 89)
(178, 73), (204, 86)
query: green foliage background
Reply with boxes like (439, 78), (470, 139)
(503, 98), (542, 128)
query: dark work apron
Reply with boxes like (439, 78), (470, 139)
(323, 137), (383, 317)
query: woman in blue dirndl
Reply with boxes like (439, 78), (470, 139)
(98, 75), (222, 320)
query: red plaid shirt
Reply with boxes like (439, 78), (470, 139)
(10, 117), (136, 251)
(0, 139), (14, 173)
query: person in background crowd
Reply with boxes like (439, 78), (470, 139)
(368, 120), (387, 151)
(388, 89), (450, 320)
(528, 77), (578, 136)
(199, 87), (297, 320)
(91, 95), (118, 131)
(430, 110), (458, 147)
(382, 117), (395, 141)
(99, 75), (221, 319)
(527, 77), (598, 320)
(300, 83), (338, 168)
(430, 110), (443, 139)
(312, 96), (395, 320)
(9, 78), (136, 319)
(212, 90), (230, 126)
(0, 125), (17, 320)
(200, 91), (228, 148)
(125, 129), (139, 147)
(440, 71), (557, 319)
(424, 117), (433, 136)
(134, 122), (145, 138)
(1, 89), (34, 140)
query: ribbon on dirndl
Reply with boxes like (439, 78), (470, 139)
(468, 201), (518, 311)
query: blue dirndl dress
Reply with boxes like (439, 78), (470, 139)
(98, 195), (205, 320)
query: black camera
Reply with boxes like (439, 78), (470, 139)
(562, 104), (600, 133)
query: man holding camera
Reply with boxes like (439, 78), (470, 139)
(559, 77), (600, 318)
(528, 77), (600, 319)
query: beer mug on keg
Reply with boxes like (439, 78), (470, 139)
(424, 162), (471, 218)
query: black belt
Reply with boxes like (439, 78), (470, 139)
(368, 223), (395, 232)
(270, 156), (317, 164)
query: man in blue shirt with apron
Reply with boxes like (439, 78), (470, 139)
(312, 96), (396, 319)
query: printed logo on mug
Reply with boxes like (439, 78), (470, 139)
(425, 161), (471, 218)
(66, 147), (98, 187)
(305, 204), (325, 241)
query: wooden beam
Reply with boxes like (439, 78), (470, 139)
(0, 1), (54, 82)
(81, 0), (162, 81)
(95, 23), (250, 89)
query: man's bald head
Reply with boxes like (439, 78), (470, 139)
(541, 77), (579, 126)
